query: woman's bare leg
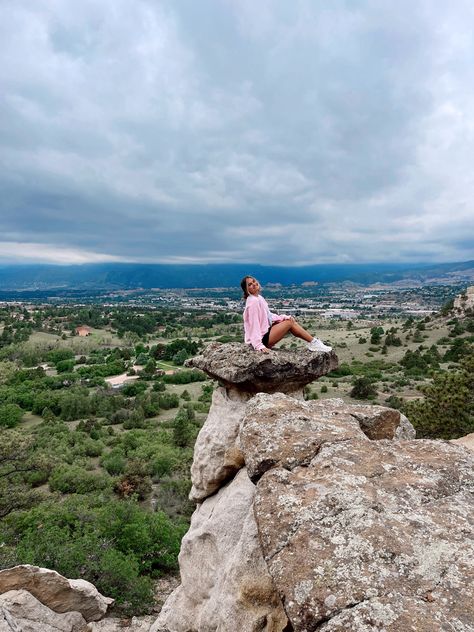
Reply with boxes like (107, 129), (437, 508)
(268, 318), (313, 347)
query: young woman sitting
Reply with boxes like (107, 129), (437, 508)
(241, 275), (332, 353)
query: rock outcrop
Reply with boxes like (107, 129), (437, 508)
(152, 344), (474, 632)
(454, 285), (474, 317)
(0, 565), (114, 631)
(186, 342), (338, 394)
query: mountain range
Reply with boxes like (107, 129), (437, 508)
(0, 260), (473, 293)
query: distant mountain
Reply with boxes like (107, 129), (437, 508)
(0, 260), (473, 291)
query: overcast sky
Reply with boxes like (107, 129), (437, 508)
(1, 0), (474, 266)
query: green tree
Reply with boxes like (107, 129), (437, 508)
(350, 377), (377, 400)
(404, 347), (474, 439)
(0, 403), (23, 428)
(172, 407), (194, 448)
(0, 430), (44, 518)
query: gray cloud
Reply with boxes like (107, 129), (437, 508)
(0, 0), (473, 264)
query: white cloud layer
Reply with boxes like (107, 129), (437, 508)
(0, 0), (473, 264)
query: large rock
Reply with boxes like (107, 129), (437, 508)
(240, 393), (366, 481)
(240, 394), (416, 481)
(186, 342), (338, 394)
(308, 397), (416, 440)
(254, 438), (474, 631)
(0, 565), (113, 622)
(152, 469), (288, 632)
(189, 386), (249, 502)
(0, 589), (87, 632)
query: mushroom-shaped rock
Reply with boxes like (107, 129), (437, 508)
(186, 342), (338, 394)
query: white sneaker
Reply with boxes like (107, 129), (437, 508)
(307, 338), (332, 352)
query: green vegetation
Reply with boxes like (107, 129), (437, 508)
(1, 291), (472, 614)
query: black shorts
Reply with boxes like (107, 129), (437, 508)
(262, 325), (272, 347)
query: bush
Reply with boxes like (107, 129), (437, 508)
(49, 465), (111, 494)
(163, 370), (206, 385)
(1, 495), (186, 615)
(404, 348), (474, 439)
(350, 377), (377, 400)
(101, 450), (127, 476)
(0, 403), (23, 428)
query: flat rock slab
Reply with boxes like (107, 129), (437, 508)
(186, 343), (338, 393)
(255, 439), (474, 631)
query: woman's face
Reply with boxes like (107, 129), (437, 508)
(246, 277), (260, 296)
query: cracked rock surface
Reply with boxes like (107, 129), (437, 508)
(254, 438), (474, 631)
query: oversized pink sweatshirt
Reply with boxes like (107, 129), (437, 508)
(243, 294), (290, 350)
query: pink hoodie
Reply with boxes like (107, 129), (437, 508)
(243, 294), (290, 350)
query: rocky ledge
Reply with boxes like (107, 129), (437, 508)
(152, 345), (474, 632)
(185, 342), (338, 393)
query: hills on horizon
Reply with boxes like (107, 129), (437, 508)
(0, 260), (473, 292)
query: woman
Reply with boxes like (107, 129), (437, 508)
(241, 275), (332, 353)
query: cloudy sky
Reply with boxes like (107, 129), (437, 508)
(1, 0), (474, 266)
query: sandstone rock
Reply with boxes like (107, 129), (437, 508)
(189, 386), (249, 502)
(240, 393), (367, 481)
(452, 431), (474, 452)
(254, 438), (474, 631)
(0, 589), (87, 631)
(186, 342), (338, 393)
(308, 397), (416, 440)
(153, 469), (288, 632)
(0, 565), (113, 622)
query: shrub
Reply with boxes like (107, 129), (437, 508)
(0, 403), (23, 428)
(163, 370), (206, 385)
(49, 465), (111, 494)
(101, 450), (127, 476)
(2, 495), (186, 615)
(350, 377), (377, 400)
(404, 348), (474, 439)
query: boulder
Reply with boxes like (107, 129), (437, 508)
(254, 437), (474, 631)
(240, 394), (416, 481)
(0, 589), (87, 632)
(307, 397), (416, 440)
(152, 469), (288, 632)
(189, 386), (249, 502)
(186, 342), (338, 394)
(240, 393), (366, 481)
(0, 565), (113, 622)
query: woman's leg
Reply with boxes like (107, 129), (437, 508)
(268, 318), (313, 347)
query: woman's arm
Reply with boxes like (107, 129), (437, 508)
(269, 311), (291, 323)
